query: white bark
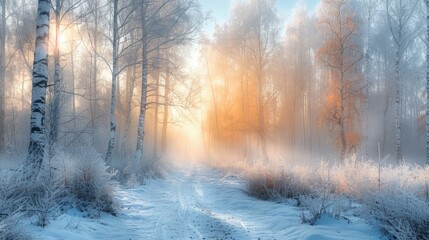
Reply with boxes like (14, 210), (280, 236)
(153, 48), (160, 159)
(363, 0), (377, 158)
(120, 63), (136, 158)
(394, 46), (402, 162)
(27, 0), (50, 177)
(105, 0), (119, 163)
(51, 0), (62, 144)
(426, 0), (429, 165)
(0, 0), (6, 152)
(161, 63), (170, 155)
(134, 0), (148, 165)
(385, 0), (418, 162)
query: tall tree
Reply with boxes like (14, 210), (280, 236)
(50, 0), (62, 144)
(134, 0), (148, 164)
(318, 0), (364, 161)
(105, 0), (120, 162)
(134, 0), (202, 165)
(361, 0), (378, 157)
(50, 0), (83, 144)
(384, 0), (419, 162)
(426, 0), (429, 165)
(27, 0), (50, 177)
(0, 0), (6, 152)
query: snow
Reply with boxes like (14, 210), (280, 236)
(27, 161), (383, 239)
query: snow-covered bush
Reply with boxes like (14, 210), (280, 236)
(245, 166), (311, 200)
(0, 212), (30, 240)
(222, 154), (429, 237)
(0, 170), (28, 239)
(362, 189), (429, 240)
(0, 156), (66, 227)
(0, 173), (26, 216)
(65, 147), (118, 217)
(121, 156), (164, 184)
(300, 161), (350, 224)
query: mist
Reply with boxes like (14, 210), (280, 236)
(1, 0), (429, 239)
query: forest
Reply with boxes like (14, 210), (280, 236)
(0, 0), (429, 239)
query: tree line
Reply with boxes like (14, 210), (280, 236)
(0, 0), (202, 178)
(201, 0), (429, 164)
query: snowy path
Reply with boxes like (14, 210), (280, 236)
(30, 162), (382, 239)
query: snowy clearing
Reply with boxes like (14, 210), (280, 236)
(27, 161), (383, 240)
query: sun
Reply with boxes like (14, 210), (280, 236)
(59, 32), (68, 44)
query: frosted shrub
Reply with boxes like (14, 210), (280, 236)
(237, 154), (429, 236)
(67, 147), (118, 217)
(0, 171), (28, 239)
(126, 173), (139, 188)
(0, 173), (26, 216)
(0, 212), (30, 240)
(245, 166), (311, 200)
(362, 189), (429, 240)
(300, 161), (349, 224)
(0, 160), (66, 228)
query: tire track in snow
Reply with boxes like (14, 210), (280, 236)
(148, 163), (250, 239)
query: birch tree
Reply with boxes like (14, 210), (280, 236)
(384, 0), (419, 162)
(240, 0), (279, 162)
(134, 0), (148, 164)
(105, 0), (120, 162)
(134, 0), (202, 165)
(425, 0), (429, 165)
(50, 0), (83, 144)
(50, 0), (62, 144)
(0, 0), (6, 152)
(27, 0), (50, 177)
(105, 0), (143, 162)
(361, 0), (378, 157)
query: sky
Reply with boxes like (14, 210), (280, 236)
(200, 0), (320, 35)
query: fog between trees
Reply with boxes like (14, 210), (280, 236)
(0, 0), (428, 178)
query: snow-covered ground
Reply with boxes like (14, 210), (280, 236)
(27, 161), (383, 239)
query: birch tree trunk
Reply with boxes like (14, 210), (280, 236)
(90, 0), (99, 141)
(134, 0), (148, 164)
(161, 69), (170, 155)
(120, 57), (136, 158)
(363, 0), (377, 158)
(153, 49), (160, 159)
(105, 0), (119, 163)
(51, 0), (62, 144)
(425, 0), (429, 165)
(385, 0), (419, 162)
(394, 44), (402, 162)
(0, 0), (6, 152)
(27, 0), (50, 177)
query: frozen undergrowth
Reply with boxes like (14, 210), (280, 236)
(0, 147), (117, 238)
(217, 155), (429, 239)
(26, 162), (382, 239)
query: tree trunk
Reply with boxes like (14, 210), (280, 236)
(0, 0), (6, 152)
(90, 1), (99, 141)
(364, 18), (371, 158)
(51, 0), (61, 144)
(105, 0), (119, 163)
(27, 0), (50, 178)
(70, 35), (76, 119)
(134, 0), (148, 165)
(257, 67), (269, 162)
(161, 69), (170, 155)
(206, 59), (220, 149)
(426, 0), (429, 165)
(121, 59), (136, 158)
(395, 47), (402, 162)
(153, 50), (160, 159)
